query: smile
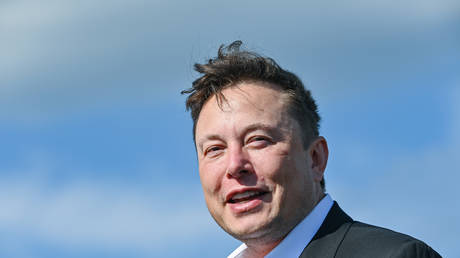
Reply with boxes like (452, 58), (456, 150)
(228, 191), (267, 203)
(226, 189), (269, 214)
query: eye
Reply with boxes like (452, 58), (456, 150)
(247, 136), (271, 148)
(252, 136), (266, 142)
(204, 145), (224, 158)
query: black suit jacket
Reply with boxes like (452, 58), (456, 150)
(300, 202), (441, 258)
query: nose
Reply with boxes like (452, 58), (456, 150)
(226, 145), (252, 179)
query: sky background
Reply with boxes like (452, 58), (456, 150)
(1, 0), (459, 257)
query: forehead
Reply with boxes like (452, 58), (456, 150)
(203, 81), (287, 113)
(195, 82), (292, 138)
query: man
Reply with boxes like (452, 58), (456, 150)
(182, 41), (441, 258)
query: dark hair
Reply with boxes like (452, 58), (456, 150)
(181, 41), (324, 189)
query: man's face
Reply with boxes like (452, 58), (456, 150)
(195, 82), (325, 241)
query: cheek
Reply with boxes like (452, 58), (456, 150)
(251, 148), (306, 197)
(199, 162), (224, 196)
(251, 152), (287, 183)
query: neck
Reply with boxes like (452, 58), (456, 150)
(243, 239), (282, 258)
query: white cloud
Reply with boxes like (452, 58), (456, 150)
(0, 174), (215, 255)
(0, 0), (458, 123)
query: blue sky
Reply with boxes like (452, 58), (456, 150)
(1, 0), (459, 257)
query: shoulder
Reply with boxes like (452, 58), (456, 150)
(301, 203), (441, 258)
(345, 221), (416, 243)
(336, 222), (442, 258)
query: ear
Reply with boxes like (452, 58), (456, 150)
(308, 136), (329, 183)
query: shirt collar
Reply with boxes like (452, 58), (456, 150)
(228, 194), (333, 258)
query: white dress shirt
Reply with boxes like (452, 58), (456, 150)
(228, 194), (334, 258)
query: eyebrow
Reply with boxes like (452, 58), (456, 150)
(242, 123), (275, 135)
(197, 123), (278, 152)
(197, 134), (223, 153)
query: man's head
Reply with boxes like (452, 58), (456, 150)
(183, 41), (320, 149)
(182, 41), (328, 244)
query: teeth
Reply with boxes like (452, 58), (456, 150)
(232, 191), (261, 201)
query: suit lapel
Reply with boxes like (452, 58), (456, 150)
(299, 202), (353, 258)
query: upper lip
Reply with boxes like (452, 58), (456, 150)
(225, 187), (269, 203)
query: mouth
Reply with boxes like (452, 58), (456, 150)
(225, 189), (269, 214)
(226, 190), (268, 204)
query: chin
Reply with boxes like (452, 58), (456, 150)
(223, 213), (278, 241)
